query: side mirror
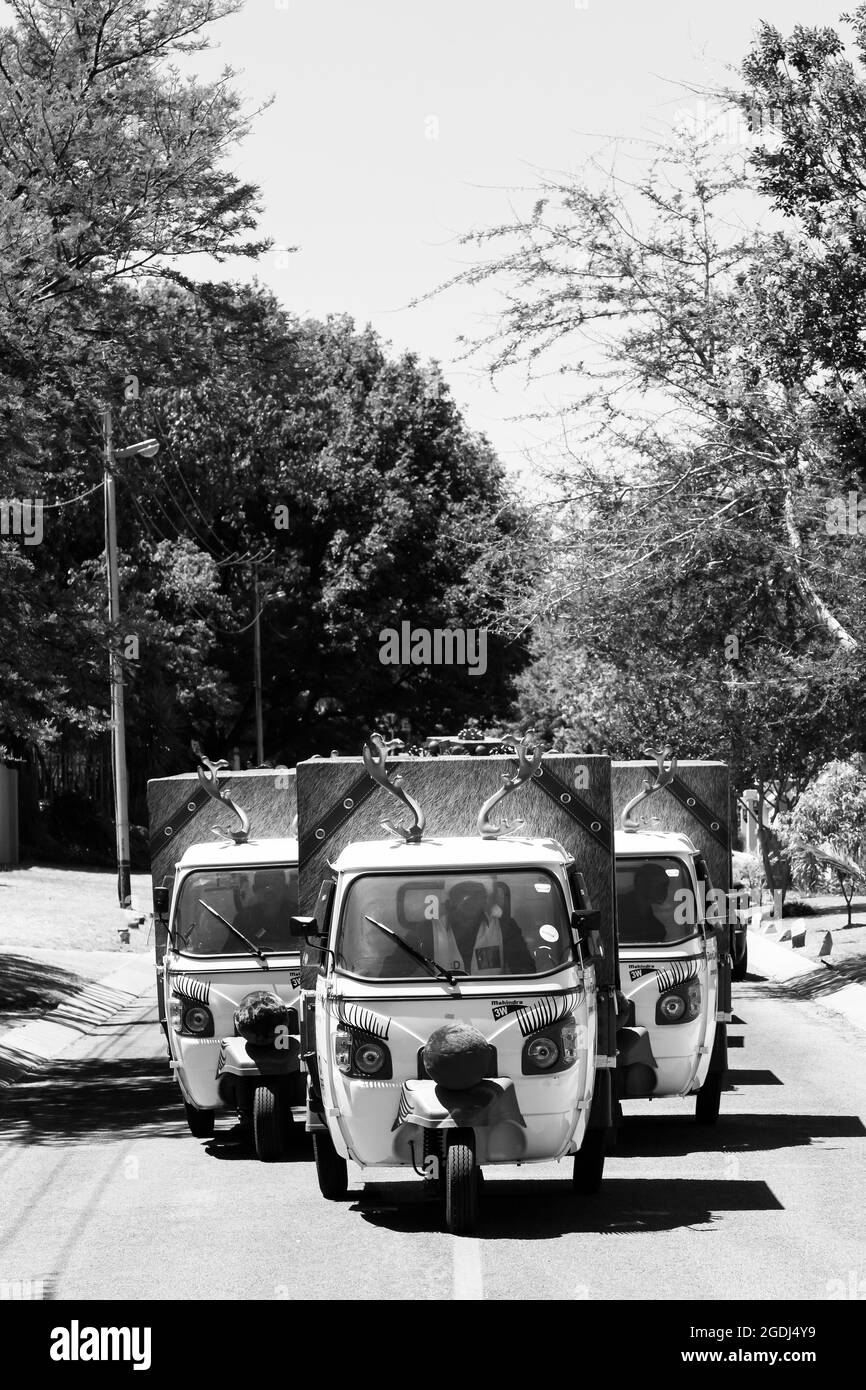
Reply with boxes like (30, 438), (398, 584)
(153, 886), (170, 917)
(289, 915), (318, 938)
(571, 908), (603, 960)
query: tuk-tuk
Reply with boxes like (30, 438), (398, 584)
(147, 755), (303, 1160)
(612, 751), (734, 1124)
(293, 734), (619, 1233)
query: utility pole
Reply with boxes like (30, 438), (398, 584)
(102, 407), (159, 909)
(253, 560), (264, 764)
(103, 405), (131, 909)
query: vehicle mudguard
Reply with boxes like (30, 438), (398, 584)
(614, 1025), (658, 1099)
(217, 1035), (300, 1077)
(391, 1078), (526, 1133)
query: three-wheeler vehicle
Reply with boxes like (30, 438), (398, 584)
(612, 751), (734, 1124)
(293, 734), (620, 1233)
(147, 753), (303, 1159)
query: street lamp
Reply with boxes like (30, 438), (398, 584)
(103, 404), (159, 908)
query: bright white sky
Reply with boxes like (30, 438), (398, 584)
(181, 0), (845, 482)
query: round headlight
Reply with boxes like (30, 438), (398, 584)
(354, 1041), (387, 1075)
(527, 1036), (560, 1069)
(184, 1004), (211, 1035)
(660, 993), (686, 1021)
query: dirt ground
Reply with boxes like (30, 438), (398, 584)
(0, 863), (153, 954)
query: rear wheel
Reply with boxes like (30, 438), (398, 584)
(253, 1083), (287, 1161)
(183, 1101), (214, 1139)
(695, 1069), (724, 1125)
(572, 1127), (606, 1194)
(445, 1139), (478, 1234)
(313, 1131), (349, 1199)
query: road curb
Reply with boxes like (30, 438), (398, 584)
(747, 928), (866, 1033)
(0, 954), (155, 1085)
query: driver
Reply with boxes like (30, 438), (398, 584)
(617, 862), (670, 943)
(232, 869), (292, 947)
(416, 880), (534, 976)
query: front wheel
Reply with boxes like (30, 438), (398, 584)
(445, 1139), (478, 1234)
(183, 1101), (214, 1139)
(695, 1069), (724, 1125)
(313, 1131), (348, 1200)
(572, 1127), (606, 1194)
(253, 1082), (287, 1161)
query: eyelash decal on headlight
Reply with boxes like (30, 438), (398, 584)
(514, 991), (579, 1037)
(337, 1001), (391, 1040)
(654, 961), (699, 994)
(171, 975), (210, 1005)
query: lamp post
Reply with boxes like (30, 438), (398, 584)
(252, 560), (264, 765)
(103, 405), (159, 908)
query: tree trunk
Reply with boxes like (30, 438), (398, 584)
(783, 485), (858, 651)
(755, 781), (790, 916)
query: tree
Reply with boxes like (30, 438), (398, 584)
(114, 285), (531, 767)
(779, 757), (866, 894)
(433, 111), (866, 901)
(0, 0), (270, 748)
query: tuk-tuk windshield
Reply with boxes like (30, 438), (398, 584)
(616, 856), (699, 946)
(172, 866), (299, 955)
(337, 870), (571, 979)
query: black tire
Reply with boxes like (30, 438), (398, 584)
(731, 942), (748, 982)
(313, 1131), (349, 1199)
(183, 1101), (214, 1139)
(695, 1068), (724, 1125)
(253, 1083), (287, 1161)
(572, 1127), (606, 1194)
(445, 1140), (478, 1234)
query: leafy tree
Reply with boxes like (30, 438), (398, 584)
(114, 285), (530, 769)
(0, 0), (269, 750)
(435, 113), (866, 899)
(779, 757), (866, 892)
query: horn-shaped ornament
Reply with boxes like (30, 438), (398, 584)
(192, 742), (251, 844)
(620, 745), (678, 832)
(477, 732), (544, 839)
(362, 734), (425, 843)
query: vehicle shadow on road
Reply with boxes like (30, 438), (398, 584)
(355, 1176), (783, 1238)
(615, 1111), (865, 1158)
(205, 1126), (313, 1163)
(0, 1055), (183, 1145)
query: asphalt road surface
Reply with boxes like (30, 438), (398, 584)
(1, 979), (864, 1301)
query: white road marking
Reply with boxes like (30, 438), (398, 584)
(452, 1237), (484, 1299)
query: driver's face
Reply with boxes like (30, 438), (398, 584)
(451, 887), (487, 923)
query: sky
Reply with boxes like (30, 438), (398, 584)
(178, 0), (847, 481)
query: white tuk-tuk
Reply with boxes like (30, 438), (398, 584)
(612, 752), (734, 1124)
(293, 735), (619, 1233)
(148, 755), (303, 1159)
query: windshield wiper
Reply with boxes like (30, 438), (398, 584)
(364, 916), (465, 985)
(199, 900), (269, 969)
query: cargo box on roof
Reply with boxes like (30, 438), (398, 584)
(146, 767), (297, 964)
(296, 751), (618, 992)
(611, 760), (732, 893)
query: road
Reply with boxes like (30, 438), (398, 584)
(1, 977), (864, 1302)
